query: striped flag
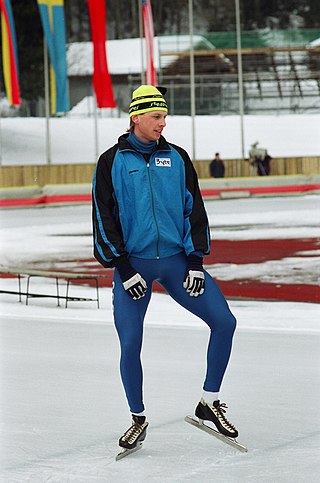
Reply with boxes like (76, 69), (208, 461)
(142, 0), (157, 85)
(37, 0), (69, 113)
(87, 0), (116, 108)
(0, 0), (20, 106)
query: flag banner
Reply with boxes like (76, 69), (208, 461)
(142, 0), (157, 85)
(37, 0), (69, 113)
(0, 0), (21, 105)
(87, 0), (116, 108)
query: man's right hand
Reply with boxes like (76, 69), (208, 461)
(114, 256), (147, 300)
(122, 273), (147, 300)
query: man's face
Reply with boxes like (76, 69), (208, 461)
(132, 111), (167, 142)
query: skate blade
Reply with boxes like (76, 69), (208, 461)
(185, 415), (248, 453)
(115, 442), (143, 461)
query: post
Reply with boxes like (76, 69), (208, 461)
(43, 37), (52, 164)
(235, 0), (245, 163)
(188, 0), (196, 161)
(0, 115), (3, 165)
(93, 90), (99, 161)
(138, 0), (145, 84)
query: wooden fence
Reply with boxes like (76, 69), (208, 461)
(193, 156), (320, 179)
(1, 157), (320, 188)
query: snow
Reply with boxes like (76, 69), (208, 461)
(309, 37), (320, 47)
(1, 197), (320, 287)
(1, 113), (320, 165)
(1, 196), (320, 482)
(67, 36), (214, 76)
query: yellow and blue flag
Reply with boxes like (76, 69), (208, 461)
(37, 0), (69, 113)
(0, 0), (21, 105)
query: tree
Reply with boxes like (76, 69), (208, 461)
(9, 0), (44, 102)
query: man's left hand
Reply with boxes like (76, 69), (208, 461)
(183, 253), (205, 297)
(183, 270), (205, 297)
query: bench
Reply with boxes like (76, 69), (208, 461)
(0, 268), (108, 308)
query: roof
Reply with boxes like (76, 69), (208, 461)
(204, 28), (320, 49)
(67, 35), (215, 76)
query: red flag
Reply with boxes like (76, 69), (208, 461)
(87, 0), (116, 108)
(142, 0), (157, 85)
(0, 0), (21, 106)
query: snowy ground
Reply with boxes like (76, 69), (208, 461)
(1, 113), (320, 165)
(1, 196), (320, 483)
(1, 196), (319, 290)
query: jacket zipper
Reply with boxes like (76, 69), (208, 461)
(146, 161), (160, 259)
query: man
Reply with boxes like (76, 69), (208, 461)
(210, 152), (225, 178)
(92, 85), (238, 452)
(249, 142), (272, 176)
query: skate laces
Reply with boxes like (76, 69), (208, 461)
(212, 402), (237, 431)
(121, 420), (145, 445)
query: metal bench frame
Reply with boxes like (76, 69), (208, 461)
(0, 268), (107, 308)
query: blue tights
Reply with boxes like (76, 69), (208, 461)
(112, 252), (236, 414)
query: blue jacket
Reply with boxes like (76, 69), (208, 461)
(92, 133), (210, 267)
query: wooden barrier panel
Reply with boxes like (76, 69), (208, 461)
(1, 157), (320, 188)
(199, 157), (320, 178)
(0, 164), (96, 188)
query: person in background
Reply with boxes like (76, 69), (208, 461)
(209, 152), (225, 178)
(249, 142), (272, 176)
(92, 85), (238, 453)
(259, 153), (272, 176)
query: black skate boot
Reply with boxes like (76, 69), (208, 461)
(195, 398), (238, 438)
(119, 415), (149, 450)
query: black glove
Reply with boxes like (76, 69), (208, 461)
(114, 256), (147, 300)
(183, 254), (205, 297)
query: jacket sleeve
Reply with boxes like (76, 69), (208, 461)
(172, 143), (210, 255)
(92, 147), (127, 268)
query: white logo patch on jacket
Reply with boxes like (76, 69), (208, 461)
(155, 157), (171, 167)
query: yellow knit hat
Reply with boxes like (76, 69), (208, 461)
(129, 85), (168, 117)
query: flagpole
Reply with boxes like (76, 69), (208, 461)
(93, 89), (99, 161)
(0, 115), (3, 165)
(188, 0), (196, 161)
(235, 0), (245, 162)
(43, 36), (51, 165)
(138, 0), (145, 84)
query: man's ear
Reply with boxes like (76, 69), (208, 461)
(131, 115), (139, 125)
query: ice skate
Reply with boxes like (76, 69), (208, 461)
(116, 415), (149, 460)
(195, 398), (238, 438)
(185, 399), (247, 452)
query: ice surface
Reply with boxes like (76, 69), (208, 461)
(1, 197), (320, 297)
(1, 299), (319, 483)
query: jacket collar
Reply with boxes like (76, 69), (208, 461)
(118, 133), (170, 152)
